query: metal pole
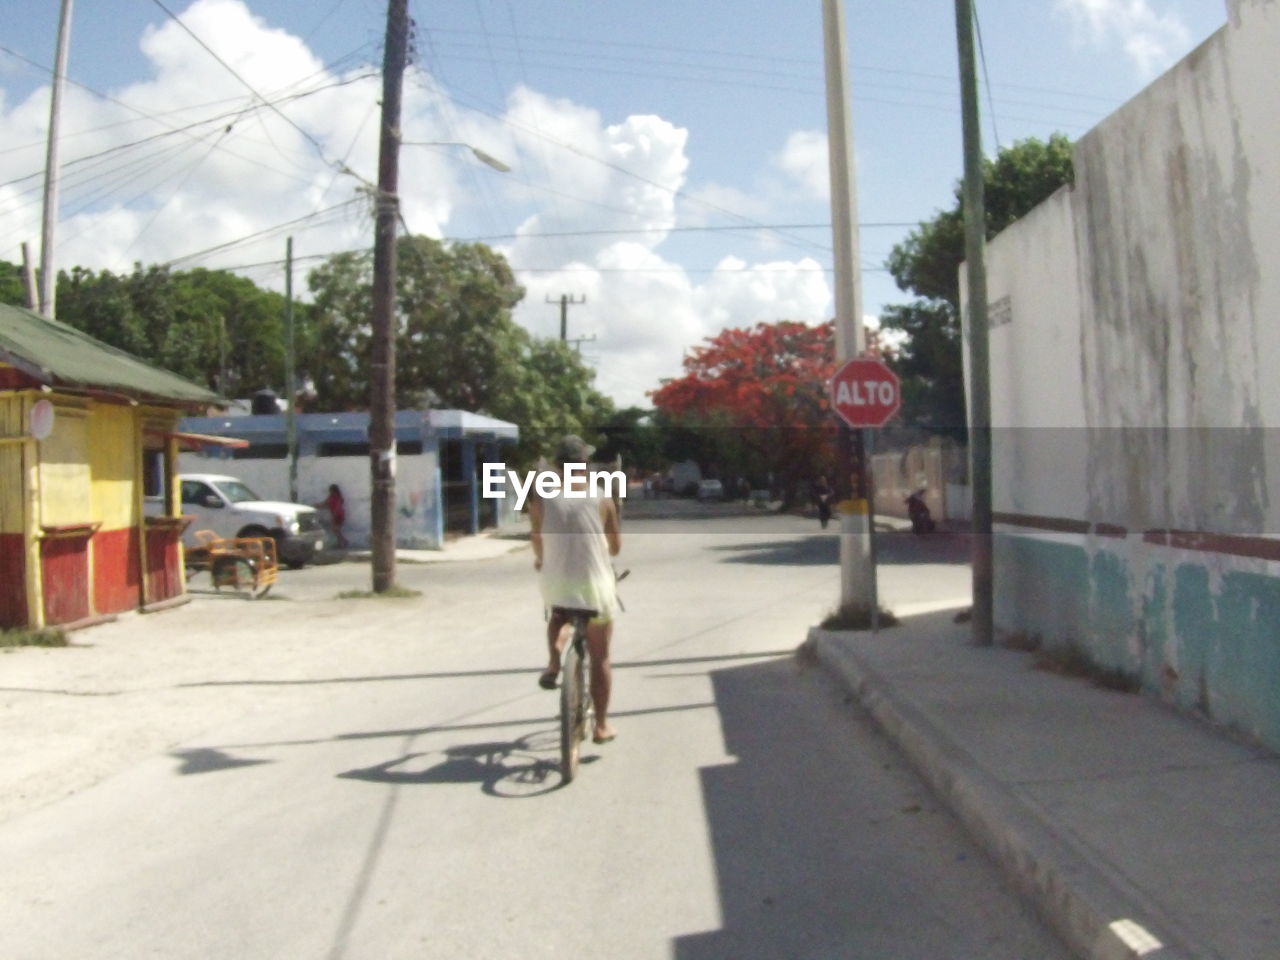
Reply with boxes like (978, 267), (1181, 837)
(285, 236), (298, 503)
(369, 0), (409, 593)
(955, 0), (994, 645)
(38, 0), (74, 319)
(20, 243), (38, 310)
(822, 0), (875, 615)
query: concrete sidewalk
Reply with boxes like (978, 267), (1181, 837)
(333, 530), (530, 565)
(809, 613), (1280, 960)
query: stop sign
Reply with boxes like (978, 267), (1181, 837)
(830, 357), (901, 428)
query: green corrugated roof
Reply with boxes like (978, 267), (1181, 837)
(0, 302), (221, 407)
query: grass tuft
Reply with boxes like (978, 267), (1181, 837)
(1001, 630), (1043, 652)
(336, 585), (423, 600)
(0, 627), (69, 650)
(820, 604), (900, 631)
(1034, 641), (1140, 693)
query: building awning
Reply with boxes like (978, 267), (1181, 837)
(0, 303), (223, 407)
(156, 431), (250, 451)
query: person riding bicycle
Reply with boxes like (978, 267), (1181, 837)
(529, 435), (622, 745)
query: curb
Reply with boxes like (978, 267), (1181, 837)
(807, 627), (1200, 960)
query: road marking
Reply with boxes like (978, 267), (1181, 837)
(1109, 919), (1163, 955)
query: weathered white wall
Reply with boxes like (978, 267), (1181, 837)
(177, 450), (443, 549)
(980, 0), (1280, 750)
(983, 187), (1090, 522)
(1071, 1), (1278, 536)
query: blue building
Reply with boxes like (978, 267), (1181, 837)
(177, 409), (519, 549)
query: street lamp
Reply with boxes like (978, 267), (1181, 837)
(401, 140), (512, 173)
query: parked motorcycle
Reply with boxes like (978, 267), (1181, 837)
(905, 487), (936, 534)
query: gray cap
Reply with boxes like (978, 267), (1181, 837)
(553, 434), (595, 465)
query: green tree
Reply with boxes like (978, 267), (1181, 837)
(594, 406), (666, 472)
(0, 261), (28, 307)
(883, 133), (1074, 435)
(53, 264), (287, 395)
(303, 235), (612, 462)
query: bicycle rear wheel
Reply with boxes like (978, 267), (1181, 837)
(559, 625), (589, 782)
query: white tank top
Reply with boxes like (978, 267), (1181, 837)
(539, 494), (618, 616)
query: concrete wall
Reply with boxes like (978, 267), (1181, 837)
(178, 448), (445, 550)
(980, 0), (1280, 750)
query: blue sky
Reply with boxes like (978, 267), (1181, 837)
(0, 0), (1227, 404)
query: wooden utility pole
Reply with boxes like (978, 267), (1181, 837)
(546, 293), (586, 342)
(38, 0), (74, 319)
(822, 0), (875, 617)
(369, 0), (409, 593)
(955, 0), (995, 645)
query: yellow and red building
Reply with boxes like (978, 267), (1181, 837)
(1, 303), (224, 629)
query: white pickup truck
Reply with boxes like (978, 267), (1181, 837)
(178, 474), (325, 568)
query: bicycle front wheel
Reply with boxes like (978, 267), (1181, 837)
(560, 635), (584, 783)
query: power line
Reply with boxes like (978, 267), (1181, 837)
(973, 1), (1002, 149)
(145, 0), (373, 186)
(420, 26), (1123, 107)
(453, 221), (914, 242)
(158, 199), (364, 268)
(0, 73), (375, 193)
(440, 88), (834, 256)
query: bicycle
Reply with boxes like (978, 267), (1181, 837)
(555, 569), (628, 784)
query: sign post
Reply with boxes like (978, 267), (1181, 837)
(830, 357), (901, 629)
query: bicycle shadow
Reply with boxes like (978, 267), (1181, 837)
(336, 730), (595, 798)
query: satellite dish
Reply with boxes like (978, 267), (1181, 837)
(29, 399), (55, 441)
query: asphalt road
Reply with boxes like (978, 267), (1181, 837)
(0, 512), (1069, 959)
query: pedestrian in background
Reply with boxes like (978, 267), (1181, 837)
(813, 476), (833, 530)
(317, 483), (348, 548)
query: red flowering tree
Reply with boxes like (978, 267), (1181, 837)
(649, 320), (837, 499)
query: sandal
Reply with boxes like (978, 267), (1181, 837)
(592, 730), (617, 744)
(538, 669), (558, 690)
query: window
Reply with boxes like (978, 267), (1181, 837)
(232, 443), (288, 460)
(143, 449), (166, 499)
(181, 480), (215, 506)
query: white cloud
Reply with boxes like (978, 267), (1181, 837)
(1055, 0), (1194, 75)
(772, 130), (829, 200)
(0, 0), (833, 408)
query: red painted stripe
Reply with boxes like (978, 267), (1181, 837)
(145, 526), (184, 603)
(1142, 529), (1280, 562)
(995, 513), (1280, 561)
(93, 527), (141, 615)
(41, 533), (92, 625)
(994, 512), (1128, 539)
(0, 533), (27, 628)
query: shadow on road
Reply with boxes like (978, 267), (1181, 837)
(672, 654), (1013, 960)
(219, 700), (717, 752)
(179, 650), (795, 689)
(712, 530), (969, 567)
(336, 731), (576, 798)
(169, 747), (272, 775)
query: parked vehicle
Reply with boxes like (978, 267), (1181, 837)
(697, 478), (725, 501)
(178, 474), (325, 568)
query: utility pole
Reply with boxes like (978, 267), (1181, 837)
(546, 293), (586, 342)
(566, 333), (597, 355)
(369, 0), (409, 594)
(20, 243), (38, 310)
(38, 0), (74, 319)
(955, 0), (994, 645)
(822, 0), (875, 617)
(284, 236), (298, 503)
